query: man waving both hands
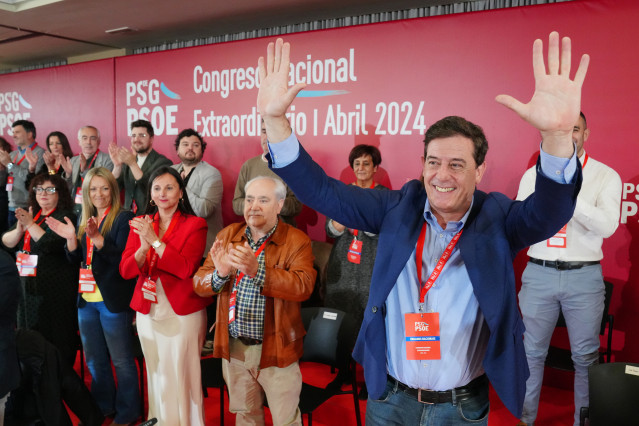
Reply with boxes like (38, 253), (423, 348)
(255, 32), (588, 425)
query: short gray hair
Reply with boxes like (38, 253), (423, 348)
(245, 176), (286, 201)
(78, 125), (101, 141)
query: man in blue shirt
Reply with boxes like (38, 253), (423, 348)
(255, 32), (587, 424)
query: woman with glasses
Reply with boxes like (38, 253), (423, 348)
(46, 167), (140, 426)
(1, 173), (78, 366)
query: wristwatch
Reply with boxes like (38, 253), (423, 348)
(151, 240), (162, 249)
(7, 162), (14, 171)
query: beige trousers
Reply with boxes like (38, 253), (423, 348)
(136, 308), (206, 426)
(223, 337), (302, 425)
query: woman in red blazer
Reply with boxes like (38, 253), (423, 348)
(120, 166), (212, 426)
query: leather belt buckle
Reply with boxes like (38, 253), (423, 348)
(417, 388), (434, 404)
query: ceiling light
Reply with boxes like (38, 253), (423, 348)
(105, 27), (138, 35)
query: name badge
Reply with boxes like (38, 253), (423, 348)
(6, 175), (14, 192)
(547, 224), (567, 248)
(228, 289), (237, 324)
(16, 252), (38, 277)
(405, 312), (441, 360)
(75, 187), (83, 205)
(141, 277), (157, 303)
(78, 268), (97, 293)
(347, 238), (362, 264)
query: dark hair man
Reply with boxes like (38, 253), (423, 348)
(0, 120), (45, 226)
(109, 119), (172, 213)
(171, 128), (223, 256)
(255, 33), (587, 424)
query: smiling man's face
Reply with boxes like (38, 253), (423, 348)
(422, 135), (486, 227)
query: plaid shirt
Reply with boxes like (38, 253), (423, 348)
(211, 223), (277, 340)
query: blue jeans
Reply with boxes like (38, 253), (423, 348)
(78, 302), (140, 424)
(519, 263), (605, 426)
(366, 377), (489, 426)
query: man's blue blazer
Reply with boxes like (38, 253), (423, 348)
(272, 145), (581, 417)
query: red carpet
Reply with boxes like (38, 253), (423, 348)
(70, 359), (575, 425)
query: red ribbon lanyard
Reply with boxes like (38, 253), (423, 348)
(582, 153), (589, 169)
(146, 211), (181, 278)
(22, 208), (56, 252)
(14, 142), (37, 167)
(80, 150), (100, 184)
(85, 206), (111, 268)
(234, 236), (271, 284)
(415, 221), (462, 305)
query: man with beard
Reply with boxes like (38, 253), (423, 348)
(110, 119), (171, 214)
(171, 128), (223, 257)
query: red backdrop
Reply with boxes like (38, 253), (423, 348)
(1, 0), (638, 362)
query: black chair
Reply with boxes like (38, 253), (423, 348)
(295, 307), (362, 426)
(579, 362), (639, 425)
(545, 280), (614, 371)
(200, 355), (226, 426)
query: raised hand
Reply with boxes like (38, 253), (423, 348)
(43, 151), (56, 170)
(0, 149), (10, 167)
(46, 216), (77, 240)
(257, 38), (307, 143)
(15, 207), (34, 228)
(209, 239), (233, 277)
(85, 217), (100, 239)
(60, 155), (73, 176)
(108, 142), (122, 167)
(130, 215), (158, 248)
(118, 146), (136, 166)
(227, 241), (259, 278)
(496, 32), (589, 157)
(79, 152), (87, 172)
(25, 148), (38, 172)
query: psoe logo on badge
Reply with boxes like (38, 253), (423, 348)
(0, 92), (32, 136)
(125, 79), (181, 136)
(415, 321), (429, 332)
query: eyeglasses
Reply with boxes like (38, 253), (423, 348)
(33, 187), (57, 194)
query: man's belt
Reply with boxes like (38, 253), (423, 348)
(388, 374), (487, 404)
(529, 257), (600, 271)
(236, 336), (262, 346)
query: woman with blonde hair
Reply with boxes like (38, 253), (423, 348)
(47, 167), (140, 426)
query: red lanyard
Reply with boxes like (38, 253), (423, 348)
(14, 142), (37, 167)
(234, 236), (271, 284)
(80, 150), (100, 183)
(582, 153), (589, 169)
(22, 208), (55, 252)
(350, 182), (375, 238)
(145, 211), (181, 278)
(85, 206), (111, 268)
(415, 221), (463, 305)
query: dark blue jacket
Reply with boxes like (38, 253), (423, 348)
(67, 210), (136, 313)
(272, 145), (581, 417)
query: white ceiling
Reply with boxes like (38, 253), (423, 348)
(0, 0), (471, 72)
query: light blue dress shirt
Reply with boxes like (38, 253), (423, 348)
(270, 132), (576, 391)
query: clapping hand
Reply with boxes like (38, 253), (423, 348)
(130, 215), (158, 250)
(46, 216), (77, 240)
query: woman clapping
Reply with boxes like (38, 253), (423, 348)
(46, 167), (140, 426)
(120, 166), (211, 425)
